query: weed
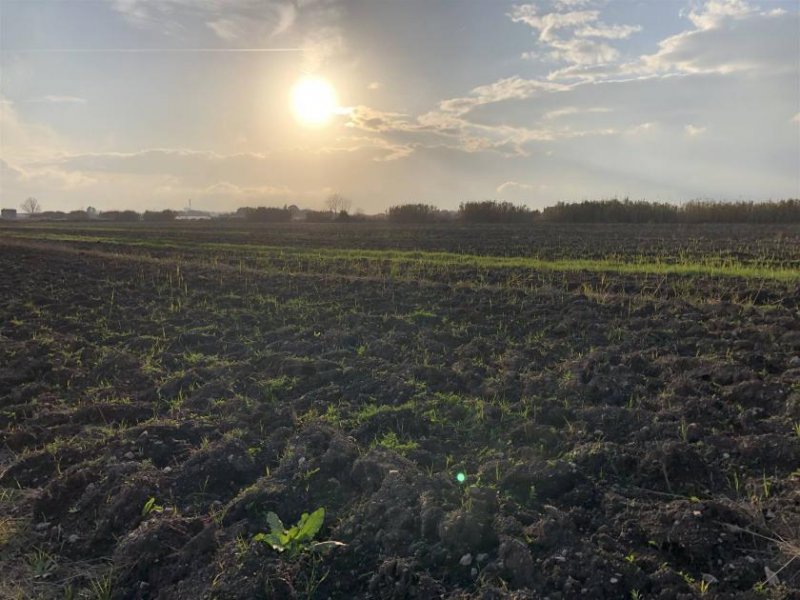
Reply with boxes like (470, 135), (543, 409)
(85, 572), (113, 600)
(141, 497), (163, 517)
(27, 548), (58, 580)
(253, 508), (344, 559)
(374, 430), (419, 455)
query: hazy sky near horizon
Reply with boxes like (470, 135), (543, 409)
(1, 0), (798, 213)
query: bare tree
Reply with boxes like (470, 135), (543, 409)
(325, 193), (351, 214)
(21, 197), (41, 214)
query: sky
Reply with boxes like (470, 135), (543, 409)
(0, 0), (798, 213)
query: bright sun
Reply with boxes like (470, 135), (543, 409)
(290, 77), (338, 127)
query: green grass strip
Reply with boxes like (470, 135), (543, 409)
(3, 230), (799, 281)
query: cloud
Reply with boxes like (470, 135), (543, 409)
(1, 158), (96, 192)
(510, 2), (640, 70)
(153, 180), (316, 205)
(0, 95), (68, 160)
(575, 23), (641, 39)
(346, 106), (415, 133)
(30, 95), (87, 105)
(367, 82), (382, 91)
(113, 0), (297, 38)
(497, 180), (536, 194)
(543, 106), (610, 119)
(542, 1), (796, 82)
(684, 124), (707, 136)
(435, 76), (567, 117)
(547, 38), (619, 65)
(686, 0), (754, 30)
(626, 122), (657, 135)
(638, 7), (795, 77)
(509, 5), (599, 43)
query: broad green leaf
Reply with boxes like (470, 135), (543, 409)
(266, 511), (285, 534)
(295, 508), (324, 542)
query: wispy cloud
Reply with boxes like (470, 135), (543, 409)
(497, 180), (536, 194)
(685, 124), (707, 137)
(686, 0), (754, 29)
(112, 0), (297, 38)
(575, 23), (641, 40)
(543, 106), (610, 120)
(510, 2), (640, 68)
(30, 95), (87, 104)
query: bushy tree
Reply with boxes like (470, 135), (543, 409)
(143, 210), (178, 222)
(237, 206), (293, 222)
(387, 204), (441, 223)
(459, 200), (536, 223)
(100, 210), (140, 222)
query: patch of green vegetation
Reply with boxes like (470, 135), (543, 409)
(253, 508), (343, 559)
(373, 430), (419, 455)
(7, 231), (799, 281)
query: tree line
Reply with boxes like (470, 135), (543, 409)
(539, 199), (800, 224)
(9, 197), (800, 224)
(385, 199), (800, 224)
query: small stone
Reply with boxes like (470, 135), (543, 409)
(163, 466), (172, 474)
(722, 452), (730, 459)
(67, 534), (80, 544)
(459, 553), (473, 566)
(124, 451), (135, 460)
(35, 522), (50, 531)
(610, 578), (618, 584)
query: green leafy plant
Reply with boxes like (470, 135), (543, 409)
(141, 496), (163, 517)
(28, 548), (57, 579)
(253, 507), (343, 559)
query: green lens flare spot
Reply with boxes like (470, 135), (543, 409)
(456, 472), (466, 484)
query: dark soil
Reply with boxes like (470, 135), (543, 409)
(1, 223), (798, 599)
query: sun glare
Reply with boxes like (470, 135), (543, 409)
(290, 77), (338, 127)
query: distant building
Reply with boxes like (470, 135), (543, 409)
(1, 209), (17, 219)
